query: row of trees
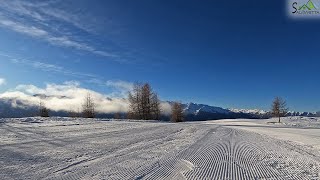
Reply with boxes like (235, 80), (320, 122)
(38, 83), (184, 122)
(38, 82), (288, 123)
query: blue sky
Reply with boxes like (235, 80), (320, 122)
(0, 0), (320, 112)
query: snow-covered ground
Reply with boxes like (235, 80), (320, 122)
(210, 117), (320, 150)
(0, 117), (319, 179)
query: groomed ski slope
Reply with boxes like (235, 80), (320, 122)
(0, 117), (319, 179)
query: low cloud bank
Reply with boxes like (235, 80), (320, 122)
(0, 81), (172, 115)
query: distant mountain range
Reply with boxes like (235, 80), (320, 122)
(175, 102), (320, 120)
(179, 102), (270, 120)
(0, 96), (319, 120)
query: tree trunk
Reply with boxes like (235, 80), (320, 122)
(278, 116), (280, 123)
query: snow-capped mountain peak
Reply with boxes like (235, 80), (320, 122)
(229, 108), (268, 115)
(183, 102), (231, 115)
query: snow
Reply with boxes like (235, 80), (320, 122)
(0, 117), (319, 179)
(229, 108), (268, 114)
(210, 117), (320, 150)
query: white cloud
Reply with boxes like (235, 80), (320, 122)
(0, 0), (152, 64)
(0, 81), (173, 115)
(0, 17), (116, 58)
(0, 51), (97, 79)
(0, 52), (135, 99)
(87, 79), (134, 98)
(0, 1), (48, 22)
(160, 101), (172, 115)
(0, 0), (104, 34)
(0, 19), (48, 37)
(0, 78), (6, 86)
(38, 7), (95, 33)
(106, 80), (133, 91)
(0, 81), (129, 113)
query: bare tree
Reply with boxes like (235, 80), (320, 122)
(128, 83), (142, 119)
(171, 102), (184, 122)
(82, 93), (95, 118)
(39, 101), (49, 117)
(128, 83), (161, 120)
(271, 97), (288, 123)
(141, 83), (152, 120)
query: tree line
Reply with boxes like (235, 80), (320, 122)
(38, 83), (184, 122)
(38, 82), (288, 123)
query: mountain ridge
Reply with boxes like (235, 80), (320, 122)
(0, 95), (319, 119)
(176, 102), (319, 120)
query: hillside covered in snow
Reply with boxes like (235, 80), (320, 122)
(0, 116), (319, 179)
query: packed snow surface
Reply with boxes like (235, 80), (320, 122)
(0, 117), (319, 179)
